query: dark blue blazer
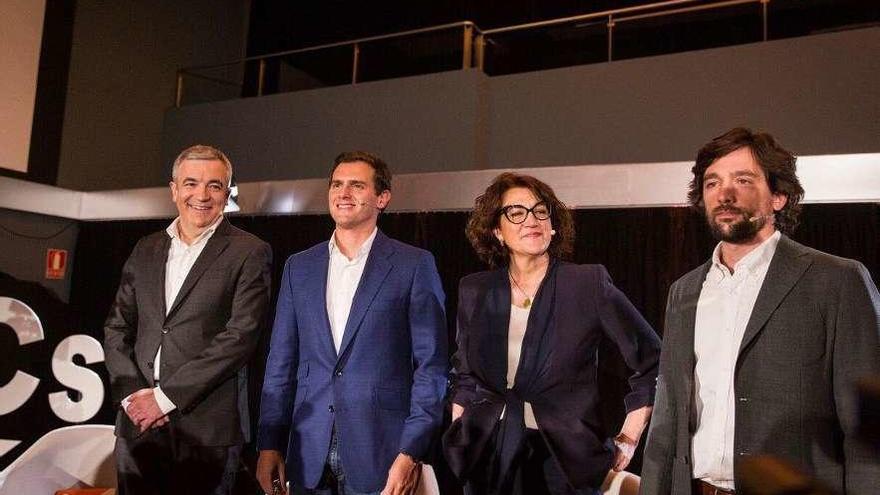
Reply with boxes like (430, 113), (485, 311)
(257, 231), (448, 492)
(445, 262), (661, 489)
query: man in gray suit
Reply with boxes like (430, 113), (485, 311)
(104, 145), (272, 494)
(640, 128), (880, 495)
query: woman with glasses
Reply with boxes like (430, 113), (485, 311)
(443, 172), (661, 495)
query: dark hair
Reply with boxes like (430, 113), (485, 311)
(689, 127), (804, 235)
(330, 151), (392, 193)
(466, 172), (574, 267)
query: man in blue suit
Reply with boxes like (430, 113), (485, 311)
(256, 151), (448, 495)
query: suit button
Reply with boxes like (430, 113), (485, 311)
(335, 370), (343, 377)
(162, 327), (170, 334)
(328, 405), (335, 413)
(147, 361), (154, 368)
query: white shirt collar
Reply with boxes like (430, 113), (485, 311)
(166, 215), (224, 245)
(328, 227), (378, 262)
(709, 230), (781, 278)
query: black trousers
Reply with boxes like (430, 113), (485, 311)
(115, 428), (241, 495)
(465, 429), (599, 495)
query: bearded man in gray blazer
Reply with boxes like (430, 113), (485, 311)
(104, 145), (272, 495)
(640, 128), (880, 495)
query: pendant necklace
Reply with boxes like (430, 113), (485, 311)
(509, 272), (536, 309)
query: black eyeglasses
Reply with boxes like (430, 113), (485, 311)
(499, 202), (551, 224)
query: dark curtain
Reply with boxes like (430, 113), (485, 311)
(69, 203), (880, 493)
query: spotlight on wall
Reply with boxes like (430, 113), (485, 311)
(225, 177), (240, 213)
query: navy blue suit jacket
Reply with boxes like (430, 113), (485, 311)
(446, 262), (661, 489)
(257, 231), (448, 492)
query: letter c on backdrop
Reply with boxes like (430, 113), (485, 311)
(0, 297), (43, 415)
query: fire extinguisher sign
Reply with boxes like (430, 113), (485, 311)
(46, 249), (68, 279)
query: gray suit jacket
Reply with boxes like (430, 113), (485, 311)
(104, 219), (272, 446)
(641, 236), (880, 494)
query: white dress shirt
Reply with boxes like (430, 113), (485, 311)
(691, 230), (781, 490)
(122, 215), (223, 415)
(326, 228), (377, 353)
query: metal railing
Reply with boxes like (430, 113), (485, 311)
(176, 21), (482, 107)
(478, 0), (770, 65)
(175, 0), (788, 107)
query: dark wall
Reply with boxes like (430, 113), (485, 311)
(162, 69), (489, 182)
(246, 0), (648, 56)
(56, 0), (250, 191)
(244, 0), (876, 57)
(0, 207), (79, 302)
(487, 27), (880, 168)
(65, 203), (880, 491)
(160, 28), (880, 186)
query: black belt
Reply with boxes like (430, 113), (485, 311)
(692, 479), (735, 495)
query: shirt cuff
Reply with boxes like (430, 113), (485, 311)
(399, 449), (424, 465)
(153, 386), (177, 415)
(121, 393), (133, 412)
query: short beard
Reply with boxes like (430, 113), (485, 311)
(707, 208), (765, 243)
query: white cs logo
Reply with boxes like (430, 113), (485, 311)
(0, 297), (105, 457)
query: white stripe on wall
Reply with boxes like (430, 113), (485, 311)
(2, 154), (878, 221)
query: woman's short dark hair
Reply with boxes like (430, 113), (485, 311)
(330, 151), (392, 193)
(466, 172), (575, 267)
(688, 127), (804, 235)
